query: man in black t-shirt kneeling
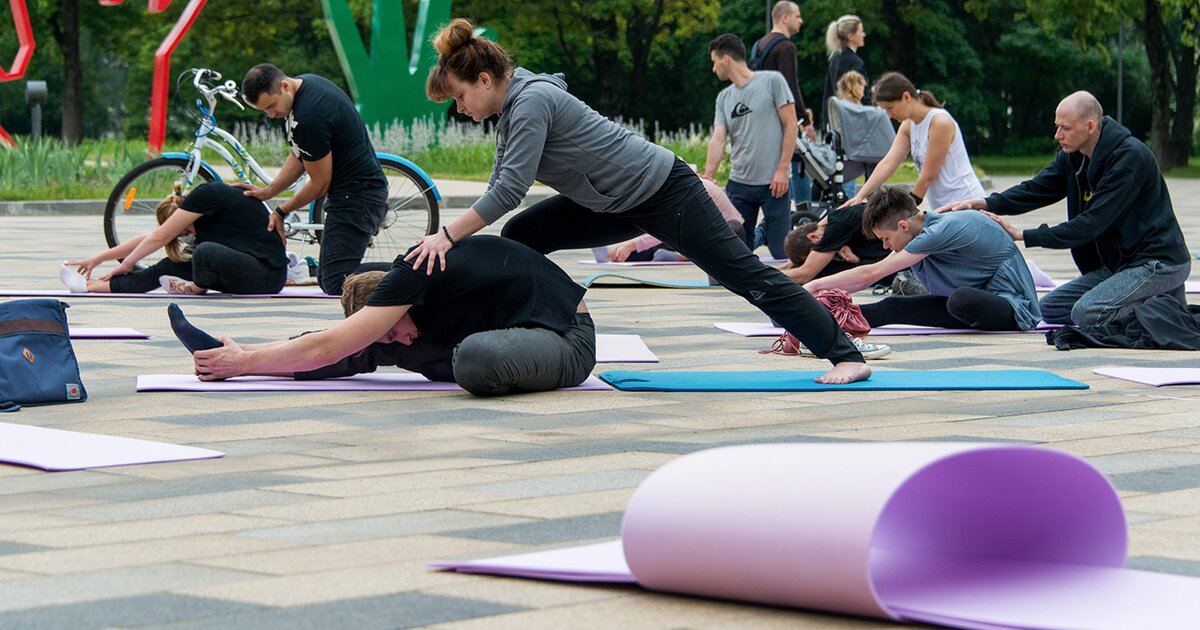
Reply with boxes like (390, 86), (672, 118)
(180, 236), (596, 397)
(239, 63), (390, 296)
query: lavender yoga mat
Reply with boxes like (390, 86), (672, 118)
(1093, 367), (1200, 387)
(70, 327), (149, 340)
(0, 422), (223, 471)
(137, 373), (613, 392)
(713, 321), (1061, 337)
(0, 286), (337, 299)
(434, 443), (1200, 629)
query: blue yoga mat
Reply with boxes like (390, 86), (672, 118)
(582, 273), (722, 290)
(599, 369), (1089, 392)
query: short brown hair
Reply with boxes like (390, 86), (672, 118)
(784, 222), (820, 265)
(862, 187), (919, 239)
(426, 18), (514, 102)
(340, 271), (386, 317)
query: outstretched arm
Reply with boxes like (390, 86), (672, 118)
(104, 209), (202, 278)
(804, 249), (926, 294)
(193, 304), (409, 380)
(782, 250), (837, 285)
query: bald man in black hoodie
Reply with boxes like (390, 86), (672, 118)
(936, 91), (1190, 328)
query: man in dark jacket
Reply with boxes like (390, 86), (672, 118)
(936, 91), (1190, 328)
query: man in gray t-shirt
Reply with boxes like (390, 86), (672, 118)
(806, 187), (1041, 331)
(704, 34), (797, 260)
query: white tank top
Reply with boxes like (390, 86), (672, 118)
(909, 108), (985, 209)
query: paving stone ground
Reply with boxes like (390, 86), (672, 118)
(0, 176), (1199, 628)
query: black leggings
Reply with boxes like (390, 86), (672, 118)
(860, 287), (1021, 331)
(109, 242), (287, 294)
(501, 158), (863, 364)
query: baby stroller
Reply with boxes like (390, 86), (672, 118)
(791, 98), (895, 225)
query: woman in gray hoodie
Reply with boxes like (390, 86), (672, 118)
(406, 18), (870, 385)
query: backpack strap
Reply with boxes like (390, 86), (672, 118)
(751, 33), (788, 68)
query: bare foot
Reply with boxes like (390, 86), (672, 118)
(815, 361), (871, 384)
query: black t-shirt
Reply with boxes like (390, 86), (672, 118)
(179, 182), (288, 269)
(367, 235), (587, 347)
(286, 74), (386, 194)
(814, 204), (889, 263)
(295, 335), (455, 382)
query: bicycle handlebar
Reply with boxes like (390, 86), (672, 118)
(190, 68), (244, 111)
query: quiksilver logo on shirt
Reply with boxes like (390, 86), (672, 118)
(731, 103), (753, 119)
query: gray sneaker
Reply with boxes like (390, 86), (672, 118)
(798, 333), (892, 360)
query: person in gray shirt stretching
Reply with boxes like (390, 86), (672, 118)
(405, 18), (869, 384)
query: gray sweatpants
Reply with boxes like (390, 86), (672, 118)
(452, 313), (596, 397)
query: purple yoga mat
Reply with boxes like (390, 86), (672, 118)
(714, 321), (1061, 338)
(0, 286), (337, 299)
(137, 373), (613, 392)
(1093, 367), (1200, 387)
(70, 327), (149, 339)
(0, 422), (223, 471)
(434, 443), (1200, 629)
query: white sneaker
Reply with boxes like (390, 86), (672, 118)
(797, 333), (892, 360)
(59, 263), (88, 293)
(159, 275), (195, 294)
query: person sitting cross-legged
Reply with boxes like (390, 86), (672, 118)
(805, 187), (1041, 332)
(171, 235), (596, 397)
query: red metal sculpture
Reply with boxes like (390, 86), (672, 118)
(100, 0), (208, 152)
(0, 0), (35, 147)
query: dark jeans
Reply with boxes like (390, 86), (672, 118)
(860, 288), (1021, 331)
(109, 242), (286, 294)
(725, 179), (790, 260)
(501, 158), (862, 364)
(319, 186), (390, 295)
(1040, 259), (1191, 327)
(453, 312), (597, 396)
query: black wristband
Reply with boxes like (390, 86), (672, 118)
(909, 191), (924, 205)
(442, 225), (457, 248)
(274, 207), (290, 220)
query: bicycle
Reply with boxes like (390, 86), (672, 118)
(103, 68), (441, 267)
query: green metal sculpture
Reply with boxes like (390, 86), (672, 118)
(321, 0), (451, 128)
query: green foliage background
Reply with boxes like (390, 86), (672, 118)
(0, 0), (1193, 158)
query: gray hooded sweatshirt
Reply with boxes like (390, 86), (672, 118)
(473, 68), (676, 223)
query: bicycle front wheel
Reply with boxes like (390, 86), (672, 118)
(104, 157), (216, 249)
(363, 158), (439, 265)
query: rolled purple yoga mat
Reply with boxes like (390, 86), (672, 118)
(435, 443), (1200, 629)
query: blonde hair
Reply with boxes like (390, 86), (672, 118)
(156, 183), (190, 263)
(340, 271), (387, 317)
(825, 15), (862, 58)
(836, 71), (866, 103)
(426, 18), (513, 102)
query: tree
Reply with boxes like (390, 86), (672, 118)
(981, 0), (1199, 168)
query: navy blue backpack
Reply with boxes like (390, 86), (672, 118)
(0, 299), (87, 411)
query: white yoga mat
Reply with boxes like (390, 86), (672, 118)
(433, 443), (1200, 630)
(1093, 367), (1200, 387)
(137, 373), (613, 392)
(0, 422), (223, 471)
(713, 321), (1061, 337)
(0, 286), (337, 299)
(70, 327), (149, 339)
(596, 334), (657, 363)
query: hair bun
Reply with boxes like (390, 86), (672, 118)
(434, 18), (475, 57)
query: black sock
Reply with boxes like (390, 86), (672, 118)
(167, 303), (221, 354)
